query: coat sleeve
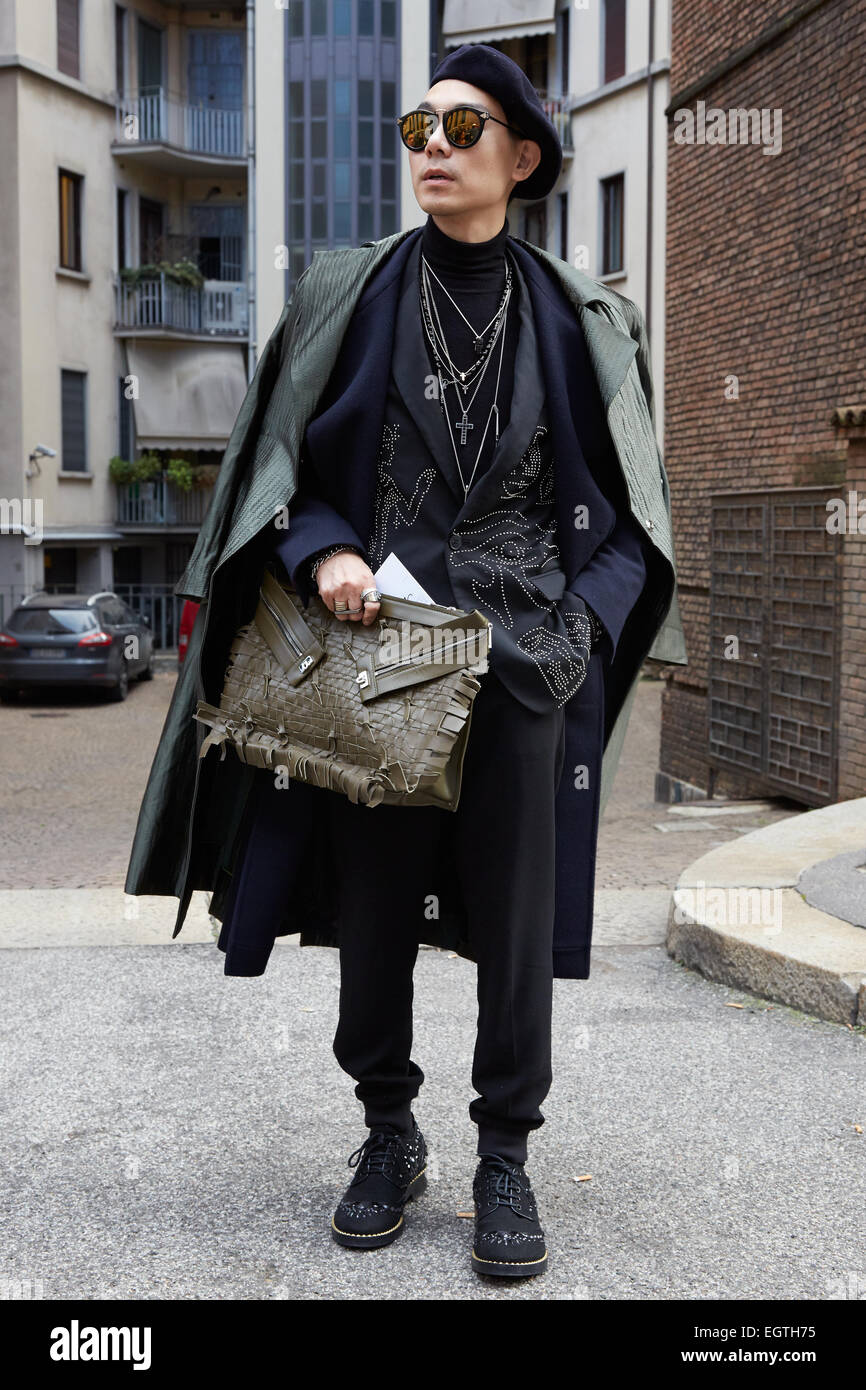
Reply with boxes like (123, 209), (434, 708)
(563, 294), (668, 661)
(564, 512), (649, 661)
(173, 293), (298, 602)
(271, 443), (372, 606)
(617, 295), (688, 667)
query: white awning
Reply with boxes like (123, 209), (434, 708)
(41, 529), (125, 541)
(125, 343), (248, 451)
(442, 0), (556, 46)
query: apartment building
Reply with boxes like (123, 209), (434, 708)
(0, 0), (425, 639)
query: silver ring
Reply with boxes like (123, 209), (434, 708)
(346, 605), (363, 614)
(361, 588), (382, 604)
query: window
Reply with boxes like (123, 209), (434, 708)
(166, 542), (193, 586)
(118, 375), (133, 460)
(42, 550), (77, 591)
(57, 0), (80, 79)
(100, 599), (127, 627)
(601, 173), (624, 274)
(187, 30), (244, 112)
(286, 2), (401, 289)
(603, 0), (626, 84)
(8, 606), (94, 635)
(61, 370), (87, 473)
(59, 169), (82, 270)
(137, 18), (163, 95)
(524, 201), (547, 251)
(524, 35), (548, 92)
(139, 196), (164, 263)
(334, 0), (351, 36)
(558, 191), (568, 263)
(116, 188), (127, 270)
(558, 6), (570, 95)
(115, 5), (126, 94)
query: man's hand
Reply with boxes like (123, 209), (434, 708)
(315, 550), (381, 626)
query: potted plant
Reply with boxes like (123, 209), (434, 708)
(118, 259), (205, 289)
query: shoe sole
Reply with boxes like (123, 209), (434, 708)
(471, 1246), (549, 1278)
(330, 1168), (427, 1250)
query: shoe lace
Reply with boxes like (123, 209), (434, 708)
(347, 1130), (406, 1181)
(484, 1161), (526, 1214)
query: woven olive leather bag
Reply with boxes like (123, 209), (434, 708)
(192, 567), (493, 811)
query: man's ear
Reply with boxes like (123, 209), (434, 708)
(511, 138), (542, 187)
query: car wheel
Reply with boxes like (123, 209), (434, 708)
(139, 649), (155, 681)
(109, 664), (130, 702)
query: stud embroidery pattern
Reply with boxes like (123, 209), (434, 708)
(499, 425), (555, 502)
(367, 421), (437, 572)
(367, 417), (594, 709)
(516, 607), (593, 708)
(449, 426), (563, 628)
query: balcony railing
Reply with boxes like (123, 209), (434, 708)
(116, 474), (214, 529)
(115, 274), (249, 336)
(115, 90), (245, 159)
(541, 97), (574, 154)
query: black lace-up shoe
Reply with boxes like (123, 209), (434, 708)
(331, 1117), (428, 1249)
(471, 1154), (548, 1278)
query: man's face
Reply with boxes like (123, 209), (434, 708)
(406, 79), (540, 221)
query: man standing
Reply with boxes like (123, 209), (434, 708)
(124, 46), (686, 1282)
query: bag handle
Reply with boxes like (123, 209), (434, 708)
(258, 569), (492, 695)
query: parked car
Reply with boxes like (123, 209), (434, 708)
(178, 599), (200, 666)
(0, 590), (155, 702)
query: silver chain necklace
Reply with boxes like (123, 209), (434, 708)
(421, 254), (509, 353)
(420, 262), (509, 418)
(420, 256), (512, 386)
(419, 259), (512, 498)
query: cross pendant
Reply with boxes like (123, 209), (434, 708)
(454, 412), (474, 446)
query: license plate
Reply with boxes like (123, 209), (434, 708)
(30, 647), (63, 659)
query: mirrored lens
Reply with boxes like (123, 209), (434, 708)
(444, 108), (483, 147)
(399, 111), (436, 150)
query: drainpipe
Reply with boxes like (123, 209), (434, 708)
(645, 0), (655, 342)
(246, 0), (257, 379)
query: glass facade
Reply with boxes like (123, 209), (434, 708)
(286, 0), (400, 294)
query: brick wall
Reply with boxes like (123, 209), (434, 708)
(661, 0), (866, 804)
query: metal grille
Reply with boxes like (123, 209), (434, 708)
(709, 488), (841, 805)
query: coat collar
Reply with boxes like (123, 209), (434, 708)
(288, 227), (638, 460)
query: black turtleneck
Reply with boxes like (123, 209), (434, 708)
(419, 213), (519, 489)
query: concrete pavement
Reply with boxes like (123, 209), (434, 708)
(1, 675), (863, 1300)
(668, 798), (866, 1027)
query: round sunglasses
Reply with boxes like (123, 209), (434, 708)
(396, 106), (526, 152)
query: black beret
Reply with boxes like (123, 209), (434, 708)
(430, 43), (562, 202)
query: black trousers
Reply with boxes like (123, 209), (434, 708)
(327, 670), (566, 1164)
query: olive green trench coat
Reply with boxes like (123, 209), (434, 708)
(124, 230), (687, 950)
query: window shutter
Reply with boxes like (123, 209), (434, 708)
(57, 0), (80, 80)
(604, 0), (626, 84)
(61, 369), (87, 472)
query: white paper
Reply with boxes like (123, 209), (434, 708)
(373, 551), (436, 605)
